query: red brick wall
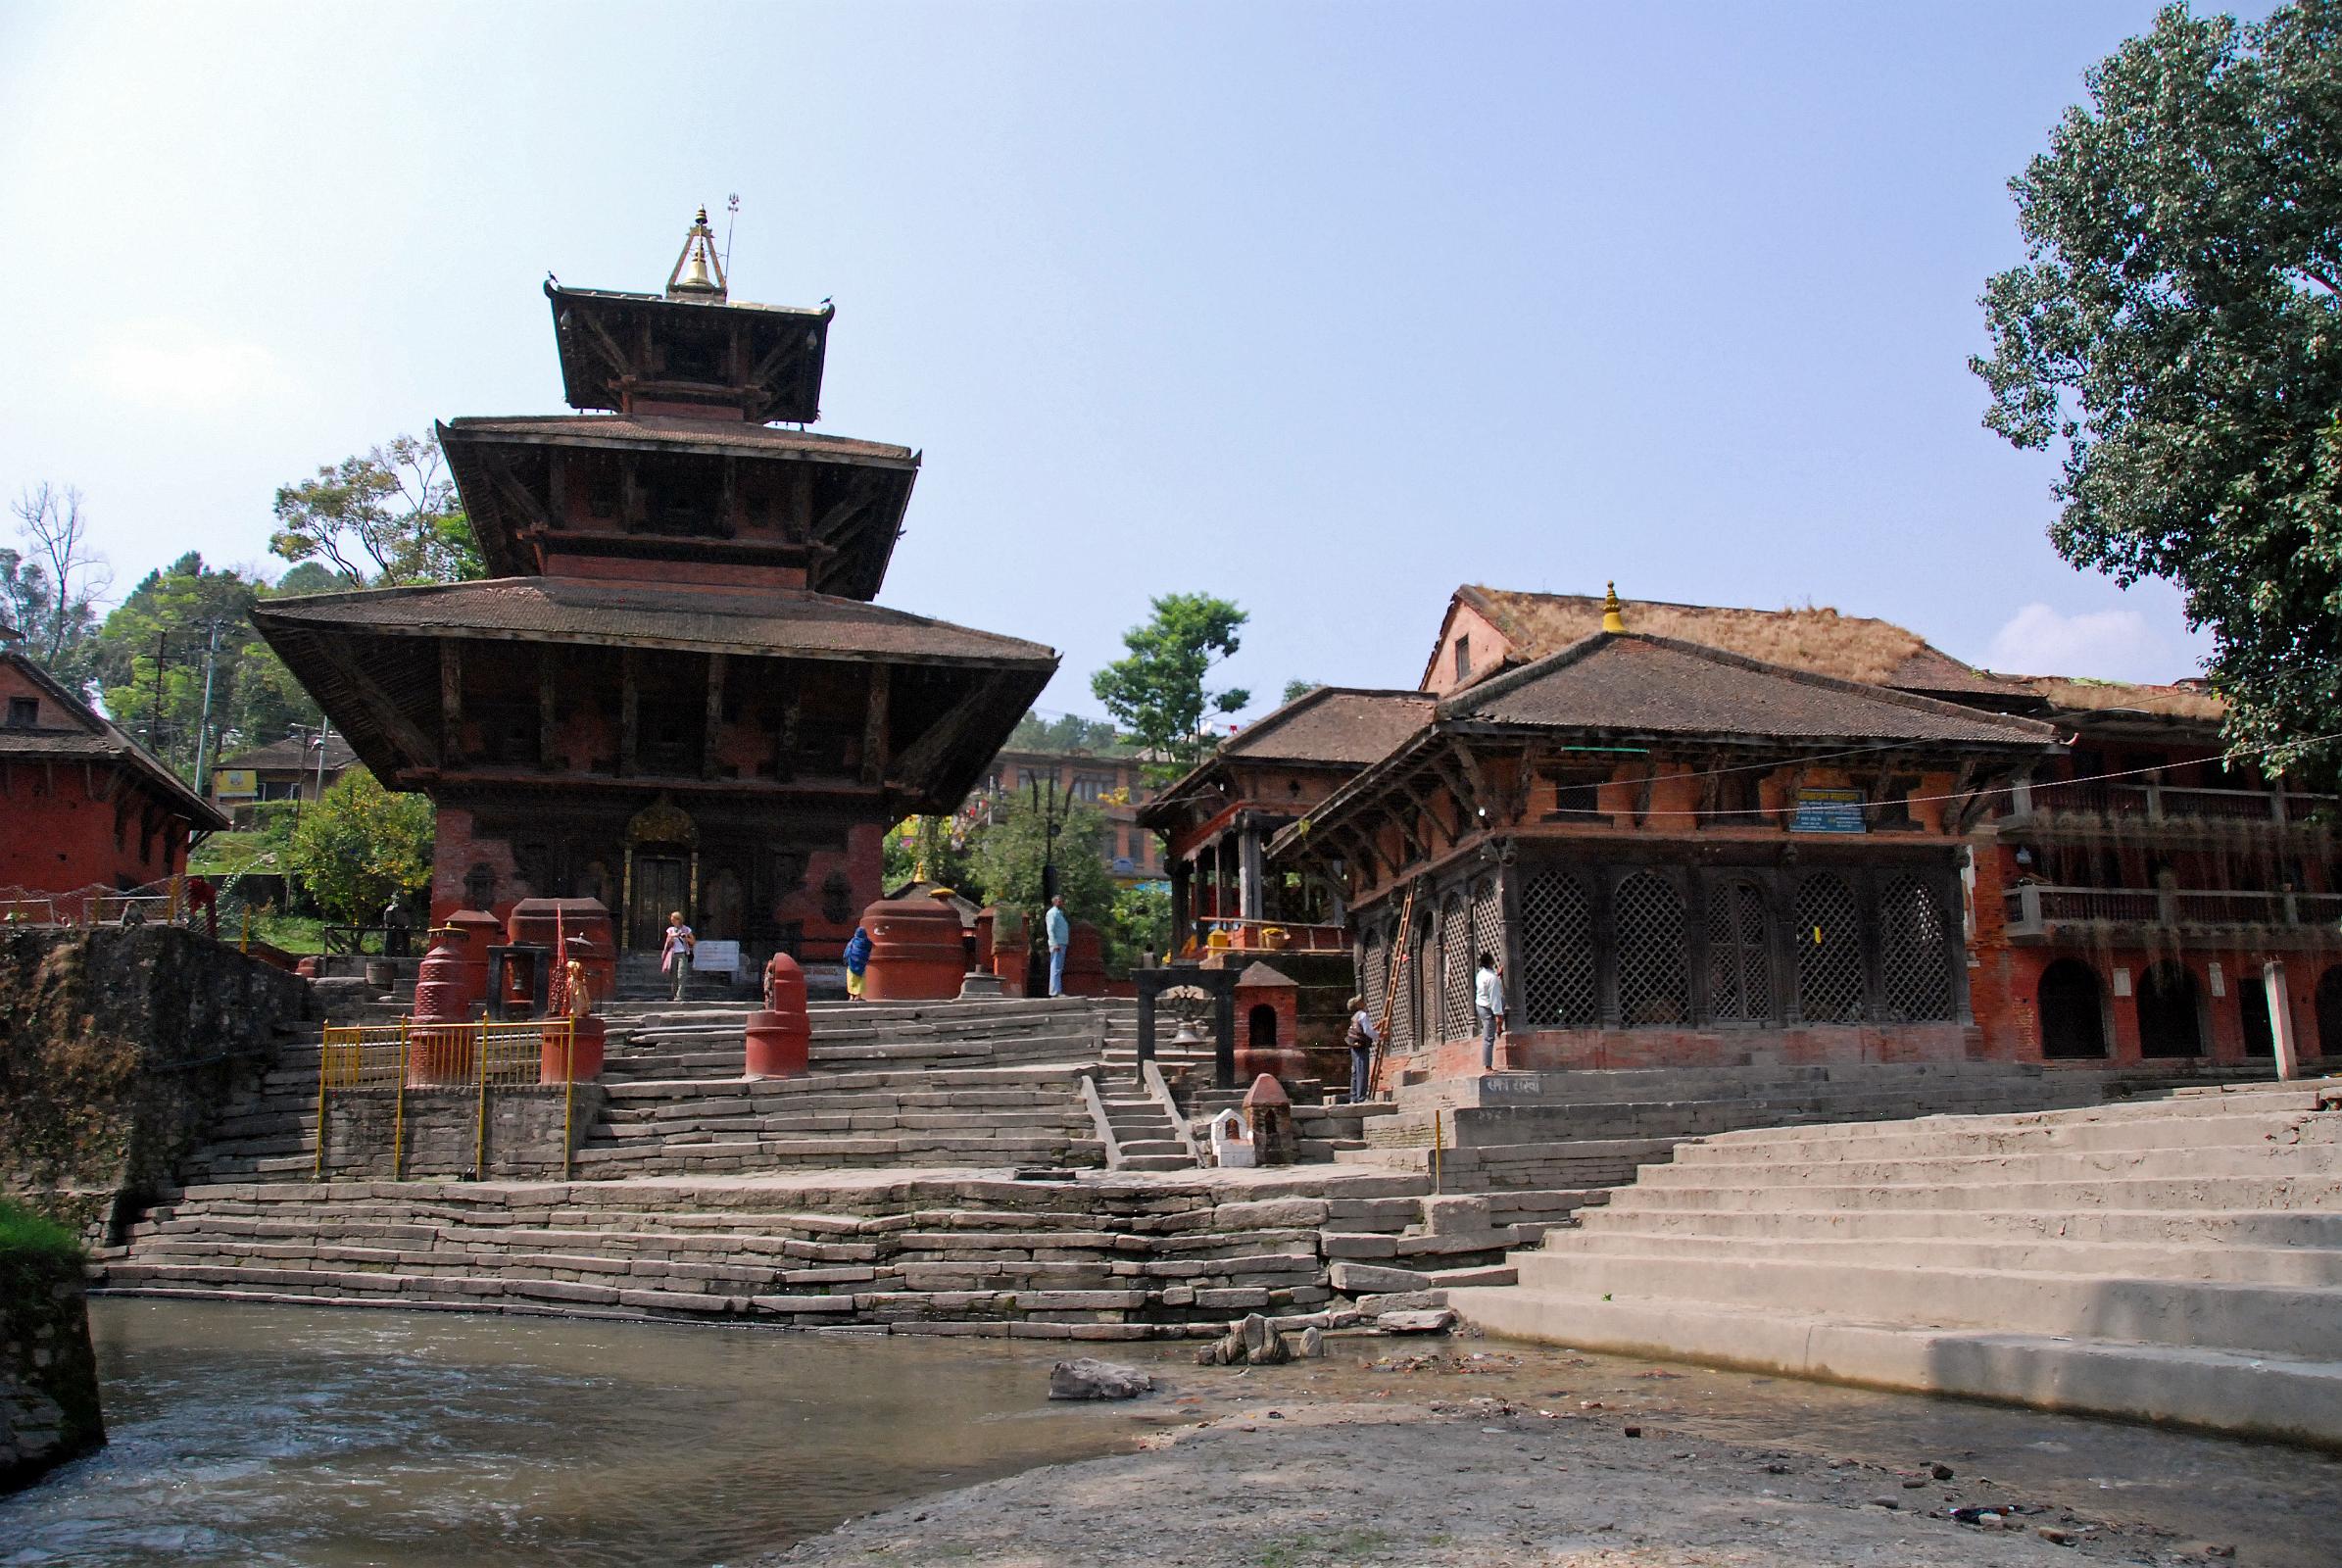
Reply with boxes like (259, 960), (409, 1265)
(0, 761), (189, 893)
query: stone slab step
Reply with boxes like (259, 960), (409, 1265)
(1447, 1285), (2342, 1447)
(1573, 1203), (2342, 1249)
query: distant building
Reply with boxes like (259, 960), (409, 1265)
(1, 619), (228, 894)
(211, 733), (360, 819)
(975, 747), (1164, 882)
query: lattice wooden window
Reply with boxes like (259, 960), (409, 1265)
(1614, 871), (1689, 1027)
(1878, 874), (1955, 1020)
(1439, 894), (1474, 1041)
(1705, 878), (1773, 1023)
(1518, 867), (1596, 1027)
(1359, 927), (1386, 1039)
(1471, 877), (1504, 998)
(1794, 872), (1865, 1023)
(1406, 916), (1434, 1051)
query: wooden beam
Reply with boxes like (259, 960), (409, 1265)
(440, 642), (464, 765)
(618, 649), (640, 777)
(860, 665), (892, 785)
(703, 653), (727, 781)
(310, 635), (438, 773)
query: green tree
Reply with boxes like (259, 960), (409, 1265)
(1973, 0), (2342, 777)
(270, 432), (484, 586)
(90, 554), (320, 780)
(1280, 678), (1320, 707)
(1090, 593), (1249, 771)
(1108, 881), (1172, 970)
(1006, 710), (1123, 752)
(882, 814), (976, 893)
(970, 796), (1118, 954)
(284, 769), (434, 925)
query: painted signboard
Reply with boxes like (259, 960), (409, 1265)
(212, 768), (258, 800)
(1790, 787), (1866, 834)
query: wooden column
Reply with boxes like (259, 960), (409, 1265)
(619, 649), (640, 776)
(703, 653), (727, 779)
(440, 642), (464, 765)
(860, 665), (892, 785)
(537, 647), (559, 770)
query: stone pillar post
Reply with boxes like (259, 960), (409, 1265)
(2265, 959), (2300, 1081)
(1240, 824), (1264, 922)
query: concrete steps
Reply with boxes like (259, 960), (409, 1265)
(1450, 1078), (2342, 1446)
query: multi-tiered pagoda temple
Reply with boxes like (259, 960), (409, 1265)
(258, 213), (1056, 960)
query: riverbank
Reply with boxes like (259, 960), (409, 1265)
(768, 1335), (2342, 1568)
(0, 1200), (102, 1494)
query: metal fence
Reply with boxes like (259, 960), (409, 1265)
(315, 1018), (582, 1181)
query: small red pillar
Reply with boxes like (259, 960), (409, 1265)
(746, 951), (811, 1078)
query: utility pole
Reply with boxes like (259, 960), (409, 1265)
(149, 630), (171, 761)
(190, 622), (223, 792)
(1029, 772), (1065, 903)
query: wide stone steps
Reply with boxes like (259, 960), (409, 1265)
(1450, 1083), (2342, 1446)
(93, 1169), (1441, 1332)
(1572, 1203), (2342, 1249)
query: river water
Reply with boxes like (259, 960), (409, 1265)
(0, 1300), (1151, 1568)
(8, 1298), (2341, 1566)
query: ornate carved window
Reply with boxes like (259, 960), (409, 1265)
(1878, 873), (1955, 1020)
(1705, 878), (1773, 1023)
(1614, 871), (1689, 1026)
(1359, 926), (1387, 1038)
(1518, 867), (1595, 1027)
(1470, 876), (1504, 998)
(1794, 872), (1865, 1023)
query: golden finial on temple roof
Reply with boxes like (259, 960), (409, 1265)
(1601, 581), (1627, 633)
(666, 206), (728, 302)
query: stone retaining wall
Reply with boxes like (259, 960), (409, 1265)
(1, 1248), (103, 1494)
(319, 1087), (609, 1180)
(0, 928), (315, 1240)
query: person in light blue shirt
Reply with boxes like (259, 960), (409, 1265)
(1045, 895), (1072, 997)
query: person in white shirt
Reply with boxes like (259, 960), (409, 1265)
(1343, 994), (1377, 1103)
(1473, 954), (1505, 1071)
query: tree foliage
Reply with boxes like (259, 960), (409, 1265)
(970, 795), (1119, 943)
(270, 432), (483, 586)
(1006, 710), (1124, 753)
(91, 554), (320, 779)
(1090, 593), (1249, 769)
(284, 769), (434, 925)
(4, 483), (108, 697)
(1973, 0), (2342, 777)
(1280, 678), (1321, 707)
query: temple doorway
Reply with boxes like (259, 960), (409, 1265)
(629, 856), (688, 949)
(2037, 959), (2107, 1059)
(2135, 961), (2204, 1057)
(2240, 977), (2275, 1058)
(2318, 965), (2342, 1057)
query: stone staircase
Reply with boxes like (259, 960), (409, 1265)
(1450, 1078), (2342, 1446)
(1093, 1078), (1194, 1172)
(88, 1167), (1439, 1335)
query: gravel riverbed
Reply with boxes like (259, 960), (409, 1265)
(764, 1337), (2341, 1568)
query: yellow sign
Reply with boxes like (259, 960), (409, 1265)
(213, 768), (258, 799)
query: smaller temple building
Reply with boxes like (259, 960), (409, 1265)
(1141, 686), (1434, 957)
(210, 732), (358, 821)
(1, 618), (227, 895)
(1271, 603), (2063, 1083)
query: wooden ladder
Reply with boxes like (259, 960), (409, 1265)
(1365, 877), (1421, 1097)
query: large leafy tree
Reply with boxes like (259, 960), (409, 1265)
(270, 432), (484, 586)
(285, 768), (434, 925)
(971, 795), (1118, 945)
(1973, 0), (2342, 778)
(1006, 710), (1123, 752)
(1090, 593), (1249, 770)
(92, 554), (320, 778)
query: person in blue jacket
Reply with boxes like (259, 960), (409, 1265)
(843, 925), (873, 1002)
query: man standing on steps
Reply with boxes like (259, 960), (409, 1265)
(1344, 994), (1377, 1103)
(1474, 952), (1505, 1071)
(662, 910), (696, 1003)
(1045, 894), (1071, 997)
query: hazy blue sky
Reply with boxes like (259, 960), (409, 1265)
(0, 2), (2256, 724)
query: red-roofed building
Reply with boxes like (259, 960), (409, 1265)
(1, 619), (228, 895)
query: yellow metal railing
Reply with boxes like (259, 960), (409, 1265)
(315, 1017), (578, 1181)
